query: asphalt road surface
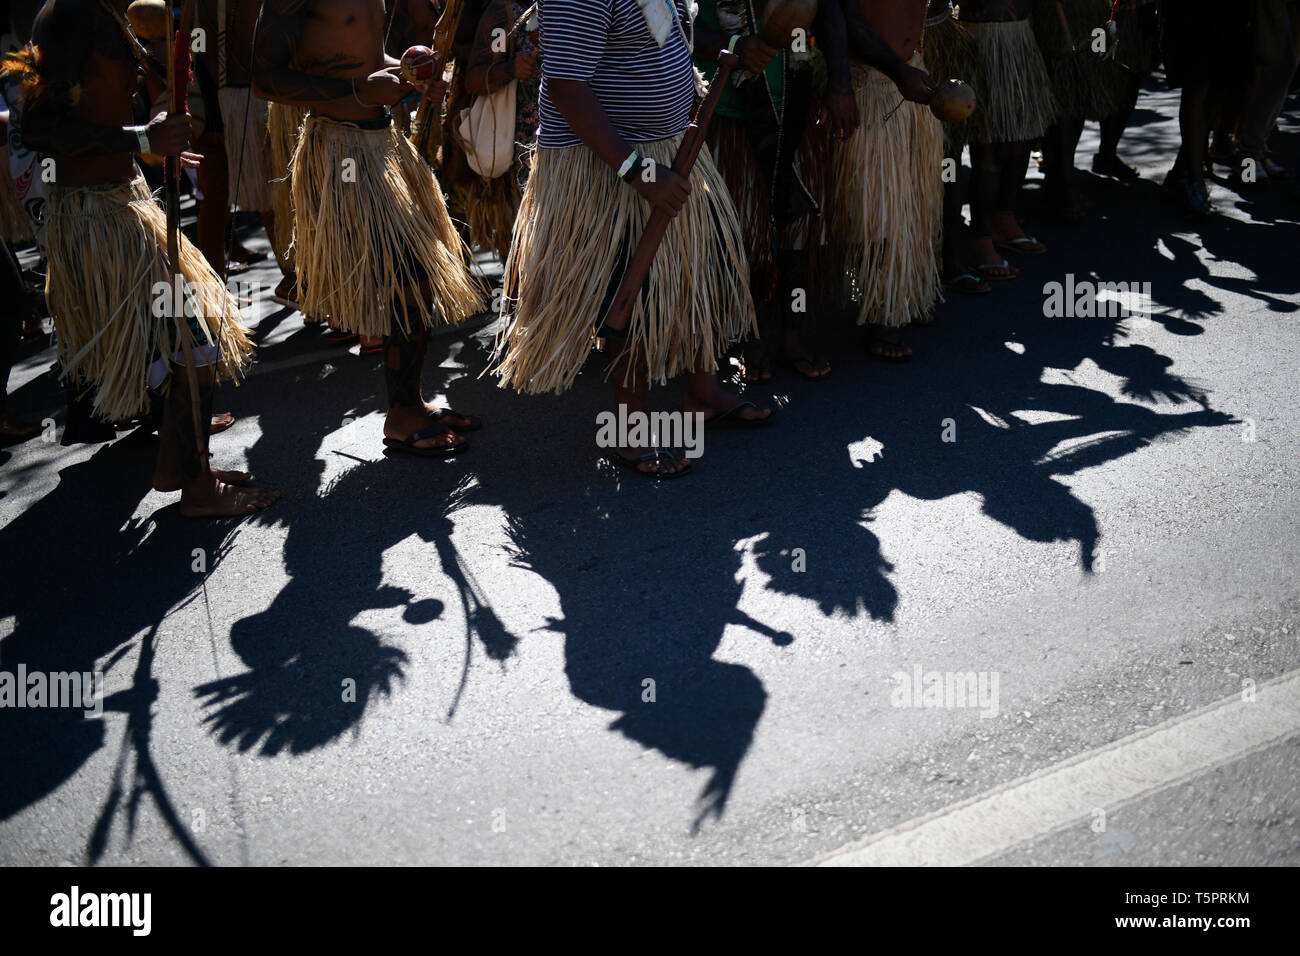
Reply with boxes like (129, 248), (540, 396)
(2, 84), (1297, 866)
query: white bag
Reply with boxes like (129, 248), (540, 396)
(458, 79), (517, 180)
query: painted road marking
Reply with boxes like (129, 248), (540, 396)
(810, 669), (1300, 866)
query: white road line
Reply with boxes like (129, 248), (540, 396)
(809, 669), (1300, 867)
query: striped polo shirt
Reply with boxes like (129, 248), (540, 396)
(537, 0), (697, 149)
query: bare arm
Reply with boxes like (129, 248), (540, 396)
(548, 78), (690, 217)
(251, 0), (359, 103)
(463, 2), (506, 95)
(694, 22), (777, 75)
(818, 0), (934, 104)
(463, 1), (535, 95)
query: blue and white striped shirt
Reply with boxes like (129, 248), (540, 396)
(537, 0), (697, 149)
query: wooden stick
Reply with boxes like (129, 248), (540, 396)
(601, 49), (739, 335)
(166, 0), (208, 477)
(601, 0), (819, 334)
(411, 0), (466, 163)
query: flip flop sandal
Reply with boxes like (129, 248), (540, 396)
(428, 408), (483, 432)
(226, 261), (252, 276)
(975, 260), (1018, 282)
(703, 400), (774, 428)
(210, 412), (236, 435)
(383, 425), (467, 458)
(603, 448), (691, 479)
(326, 328), (360, 344)
(359, 340), (385, 355)
(994, 236), (1047, 255)
(945, 272), (992, 295)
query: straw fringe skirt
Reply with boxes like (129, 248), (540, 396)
(267, 101), (306, 269)
(922, 13), (984, 153)
(962, 18), (1057, 144)
(1032, 0), (1127, 121)
(706, 117), (774, 291)
(46, 177), (252, 421)
(219, 87), (275, 212)
(290, 114), (483, 338)
(466, 172), (521, 263)
(830, 58), (944, 327)
(492, 135), (756, 395)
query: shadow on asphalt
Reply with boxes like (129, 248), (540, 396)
(3, 83), (1292, 860)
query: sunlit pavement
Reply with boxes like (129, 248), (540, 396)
(2, 84), (1298, 866)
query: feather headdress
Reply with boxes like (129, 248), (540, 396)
(0, 43), (82, 106)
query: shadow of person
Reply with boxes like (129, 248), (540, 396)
(195, 323), (517, 754)
(0, 428), (242, 862)
(404, 327), (791, 831)
(500, 469), (776, 832)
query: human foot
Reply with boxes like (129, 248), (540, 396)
(1093, 151), (1139, 181)
(685, 381), (774, 426)
(604, 447), (691, 478)
(970, 239), (1019, 280)
(422, 403), (482, 432)
(864, 324), (912, 361)
(383, 405), (467, 456)
(178, 471), (279, 518)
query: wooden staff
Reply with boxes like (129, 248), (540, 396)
(410, 0), (467, 164)
(165, 0), (208, 477)
(603, 0), (818, 334)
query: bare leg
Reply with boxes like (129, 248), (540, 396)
(194, 131), (228, 277)
(969, 142), (1018, 277)
(602, 341), (687, 475)
(381, 288), (471, 451)
(154, 363), (279, 516)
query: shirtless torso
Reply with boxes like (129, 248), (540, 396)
(857, 0), (928, 62)
(24, 0), (146, 186)
(385, 0), (440, 60)
(253, 0), (409, 122)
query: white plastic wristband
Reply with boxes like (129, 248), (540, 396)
(617, 149), (640, 180)
(130, 125), (151, 153)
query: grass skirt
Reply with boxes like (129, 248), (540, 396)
(492, 135), (756, 394)
(219, 87), (274, 212)
(962, 18), (1057, 144)
(466, 171), (522, 263)
(267, 101), (306, 269)
(1032, 0), (1128, 121)
(46, 177), (252, 420)
(706, 116), (774, 292)
(290, 114), (483, 338)
(922, 12), (983, 153)
(830, 57), (944, 327)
